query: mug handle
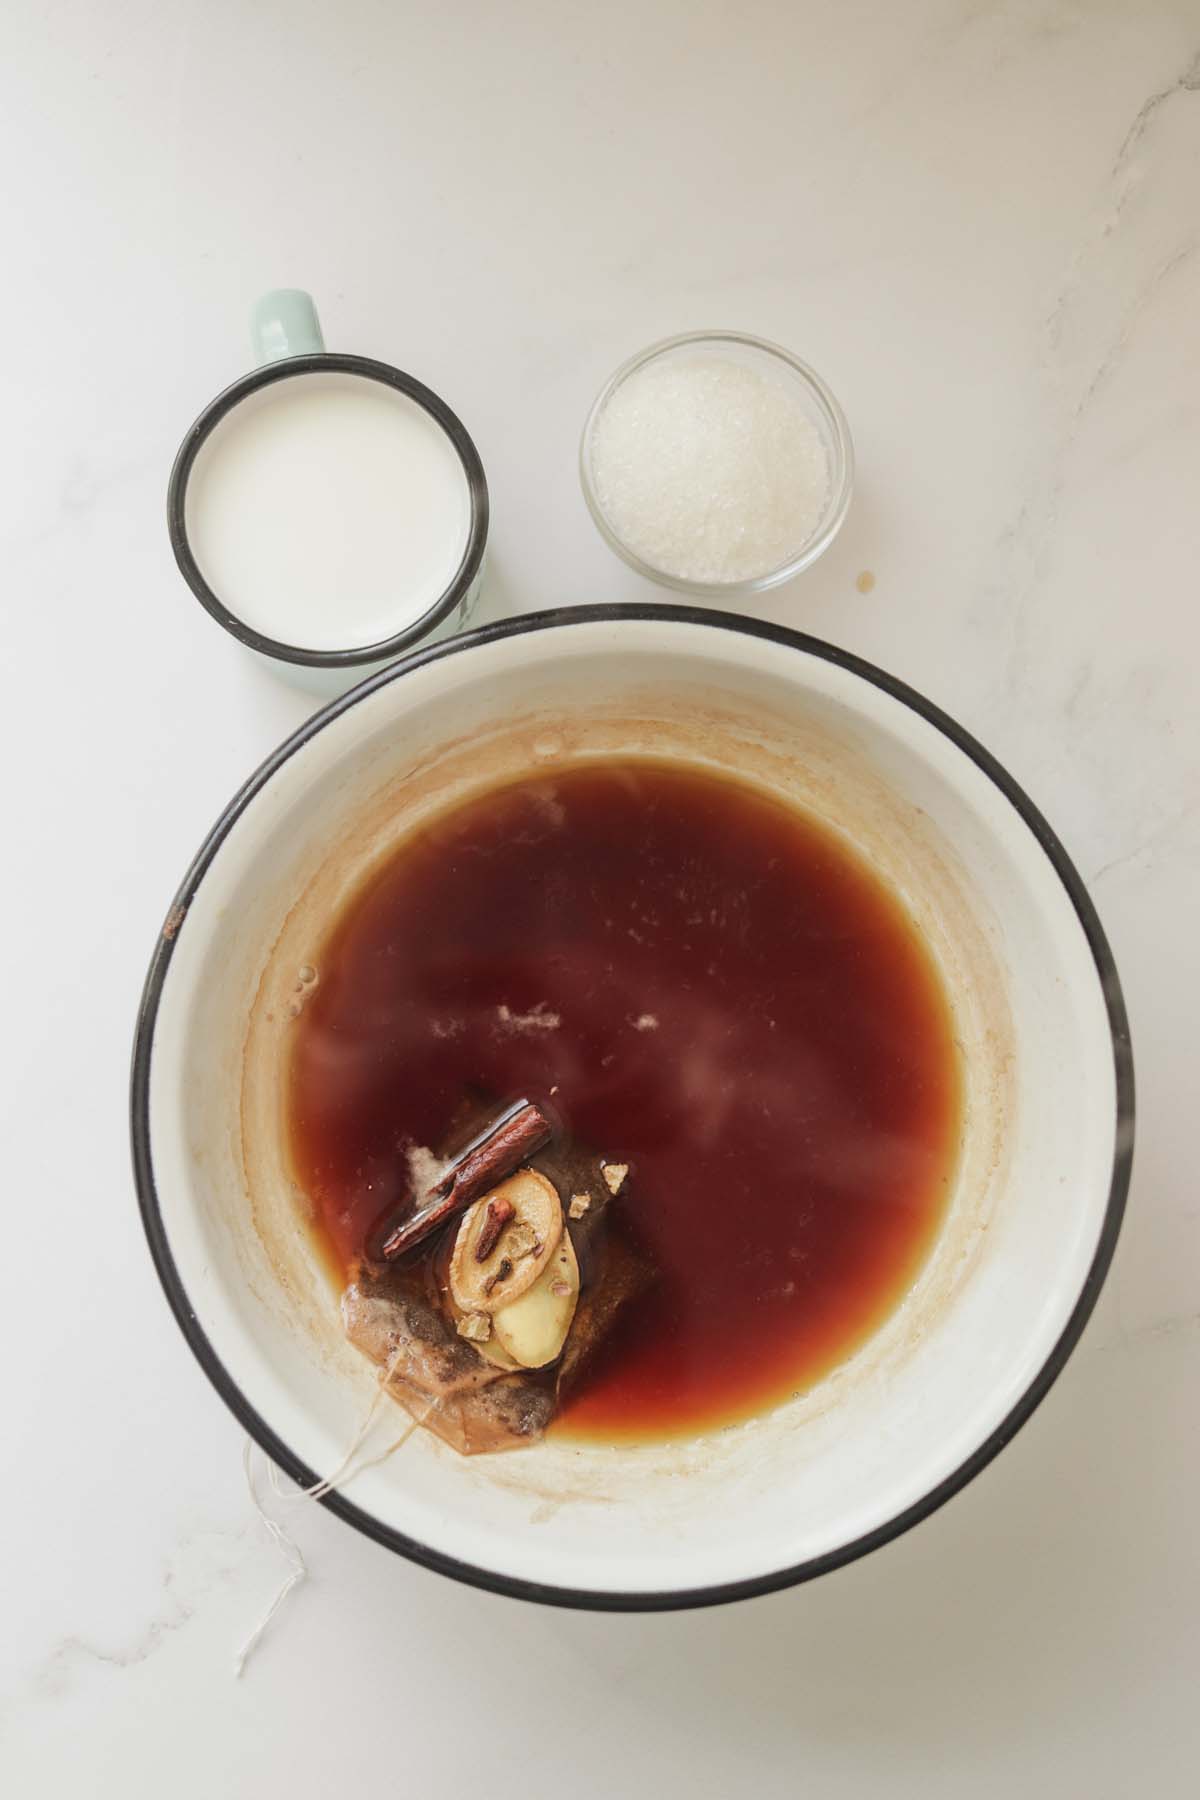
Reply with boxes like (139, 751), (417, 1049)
(250, 289), (326, 363)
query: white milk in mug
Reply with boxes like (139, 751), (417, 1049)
(170, 294), (488, 698)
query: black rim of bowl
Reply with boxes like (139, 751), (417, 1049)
(130, 603), (1135, 1610)
(167, 352), (489, 669)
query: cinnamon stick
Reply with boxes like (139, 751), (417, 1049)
(380, 1101), (552, 1260)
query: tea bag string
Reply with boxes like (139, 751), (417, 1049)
(234, 1440), (308, 1680)
(234, 1353), (435, 1678)
(278, 1340), (410, 1508)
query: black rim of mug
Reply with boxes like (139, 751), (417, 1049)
(166, 352), (490, 669)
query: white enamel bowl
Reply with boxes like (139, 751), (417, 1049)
(131, 606), (1132, 1609)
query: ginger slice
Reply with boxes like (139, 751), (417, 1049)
(449, 1169), (563, 1314)
(492, 1231), (580, 1369)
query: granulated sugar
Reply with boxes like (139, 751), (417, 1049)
(590, 355), (830, 585)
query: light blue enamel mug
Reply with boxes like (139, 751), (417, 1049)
(168, 291), (489, 697)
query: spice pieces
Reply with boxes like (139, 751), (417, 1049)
(339, 1098), (644, 1446)
(474, 1196), (516, 1262)
(448, 1169), (562, 1313)
(506, 1222), (539, 1259)
(445, 1165), (584, 1370)
(381, 1100), (551, 1259)
(484, 1257), (514, 1296)
(377, 1090), (631, 1395)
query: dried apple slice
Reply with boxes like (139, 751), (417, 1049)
(492, 1230), (580, 1369)
(449, 1169), (563, 1314)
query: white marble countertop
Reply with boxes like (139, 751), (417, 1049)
(2, 2), (1197, 1792)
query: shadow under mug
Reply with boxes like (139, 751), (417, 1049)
(167, 290), (489, 697)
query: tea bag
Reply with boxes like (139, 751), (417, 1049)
(342, 1271), (555, 1455)
(341, 1108), (653, 1454)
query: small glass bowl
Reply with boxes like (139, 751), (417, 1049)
(580, 330), (854, 598)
